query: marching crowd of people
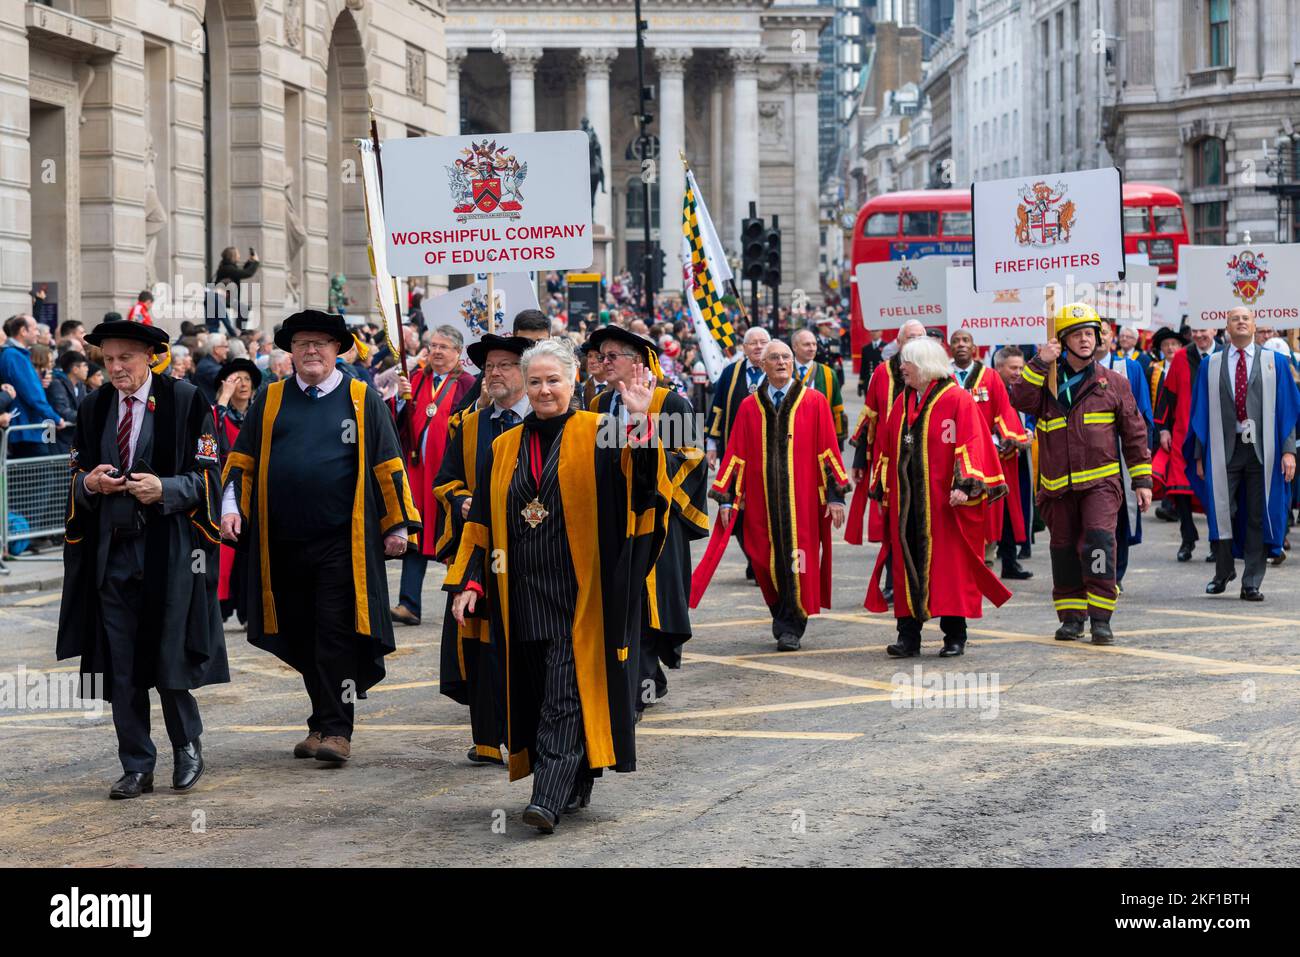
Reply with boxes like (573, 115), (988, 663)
(43, 271), (1300, 836)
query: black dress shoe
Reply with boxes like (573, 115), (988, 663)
(466, 747), (505, 766)
(1205, 572), (1237, 595)
(881, 586), (894, 603)
(1000, 563), (1033, 580)
(563, 778), (594, 814)
(1017, 545), (1031, 559)
(1205, 553), (1216, 562)
(885, 642), (920, 658)
(1240, 587), (1264, 602)
(1054, 619), (1085, 641)
(172, 740), (203, 791)
(1090, 620), (1114, 645)
(1155, 505), (1177, 522)
(776, 633), (801, 652)
(110, 772), (154, 800)
(522, 804), (558, 834)
(1176, 544), (1193, 562)
(938, 643), (965, 657)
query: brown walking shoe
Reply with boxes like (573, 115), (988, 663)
(315, 736), (351, 762)
(293, 731), (322, 759)
(390, 605), (420, 626)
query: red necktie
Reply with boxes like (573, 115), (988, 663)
(1234, 349), (1248, 423)
(117, 396), (135, 468)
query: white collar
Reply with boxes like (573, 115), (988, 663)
(118, 376), (152, 408)
(1230, 342), (1256, 358)
(296, 367), (343, 396)
(491, 394), (531, 419)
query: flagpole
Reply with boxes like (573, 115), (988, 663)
(368, 103), (409, 380)
(680, 150), (744, 352)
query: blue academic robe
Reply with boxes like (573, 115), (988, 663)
(1185, 347), (1300, 555)
(1101, 354), (1153, 545)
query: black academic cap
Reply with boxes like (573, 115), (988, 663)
(467, 333), (531, 369)
(215, 357), (263, 392)
(273, 310), (353, 352)
(84, 319), (170, 354)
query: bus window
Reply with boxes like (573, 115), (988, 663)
(1123, 206), (1150, 235)
(941, 211), (972, 236)
(1152, 206), (1184, 234)
(901, 211), (940, 236)
(864, 212), (899, 236)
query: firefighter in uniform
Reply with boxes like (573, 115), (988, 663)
(1008, 303), (1153, 645)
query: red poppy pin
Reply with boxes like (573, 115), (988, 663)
(146, 395), (156, 413)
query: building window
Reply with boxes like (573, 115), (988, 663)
(1192, 137), (1229, 244)
(1209, 0), (1232, 68)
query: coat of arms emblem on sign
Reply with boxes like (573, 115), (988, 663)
(1226, 250), (1268, 305)
(446, 139), (529, 223)
(1014, 180), (1076, 247)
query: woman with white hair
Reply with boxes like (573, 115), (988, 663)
(446, 337), (673, 833)
(866, 336), (1013, 657)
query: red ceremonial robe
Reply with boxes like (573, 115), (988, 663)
(847, 356), (904, 545)
(1152, 345), (1202, 498)
(955, 362), (1030, 543)
(866, 379), (1012, 619)
(711, 381), (849, 618)
(395, 364), (476, 556)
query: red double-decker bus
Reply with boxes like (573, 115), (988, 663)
(847, 184), (1189, 371)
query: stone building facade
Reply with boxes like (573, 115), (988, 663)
(1108, 0), (1300, 245)
(445, 0), (830, 303)
(3, 0), (447, 330)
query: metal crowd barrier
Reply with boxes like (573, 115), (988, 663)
(1, 422), (71, 566)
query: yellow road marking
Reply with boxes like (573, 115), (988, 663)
(226, 724), (470, 733)
(925, 734), (1239, 748)
(681, 650), (898, 691)
(10, 593), (61, 607)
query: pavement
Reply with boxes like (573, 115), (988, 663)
(2, 372), (1298, 867)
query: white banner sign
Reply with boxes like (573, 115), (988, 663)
(1093, 264), (1160, 329)
(971, 167), (1125, 292)
(1183, 244), (1300, 329)
(946, 266), (1049, 345)
(854, 258), (949, 331)
(1151, 284), (1182, 331)
(420, 279), (529, 373)
(381, 131), (593, 276)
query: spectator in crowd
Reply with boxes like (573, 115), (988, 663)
(0, 381), (16, 431)
(194, 334), (230, 405)
(47, 350), (88, 453)
(126, 290), (155, 325)
(169, 344), (194, 381)
(208, 246), (259, 335)
(85, 363), (105, 391)
(226, 338), (249, 361)
(0, 314), (66, 455)
(267, 349), (293, 382)
(57, 320), (87, 356)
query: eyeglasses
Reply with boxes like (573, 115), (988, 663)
(597, 351), (638, 364)
(291, 338), (334, 352)
(482, 361), (520, 373)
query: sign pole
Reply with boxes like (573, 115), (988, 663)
(486, 273), (496, 335)
(368, 104), (409, 380)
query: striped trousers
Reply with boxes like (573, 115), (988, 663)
(522, 634), (592, 815)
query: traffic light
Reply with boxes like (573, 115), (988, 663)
(763, 218), (782, 289)
(653, 245), (666, 288)
(742, 215), (766, 284)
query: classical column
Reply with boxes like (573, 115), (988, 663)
(792, 64), (822, 303)
(580, 47), (617, 265)
(655, 48), (691, 293)
(504, 47), (542, 133)
(444, 47), (466, 136)
(1262, 0), (1290, 81)
(729, 48), (762, 251)
(1234, 0), (1260, 82)
(0, 5), (31, 317)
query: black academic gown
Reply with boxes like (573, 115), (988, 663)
(590, 386), (708, 670)
(430, 403), (517, 760)
(57, 373), (228, 697)
(221, 377), (422, 694)
(444, 409), (672, 782)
